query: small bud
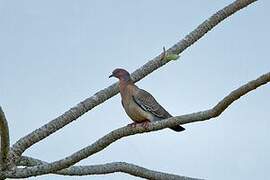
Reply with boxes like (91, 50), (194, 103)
(164, 54), (180, 62)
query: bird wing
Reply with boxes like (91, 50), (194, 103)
(132, 89), (172, 120)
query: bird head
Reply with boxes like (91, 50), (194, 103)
(109, 68), (131, 81)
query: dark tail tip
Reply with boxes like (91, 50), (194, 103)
(170, 125), (185, 132)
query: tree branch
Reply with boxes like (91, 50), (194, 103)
(6, 72), (270, 178)
(11, 156), (201, 180)
(0, 107), (10, 170)
(10, 0), (257, 161)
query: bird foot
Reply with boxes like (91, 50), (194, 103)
(140, 121), (150, 128)
(127, 122), (137, 128)
(127, 121), (150, 128)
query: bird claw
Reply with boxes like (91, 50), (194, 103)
(140, 121), (150, 128)
(127, 121), (150, 128)
(127, 122), (137, 128)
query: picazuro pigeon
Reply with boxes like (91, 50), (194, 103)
(109, 68), (185, 132)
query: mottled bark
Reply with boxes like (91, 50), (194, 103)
(14, 156), (201, 180)
(0, 107), (10, 171)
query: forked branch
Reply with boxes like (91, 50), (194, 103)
(2, 0), (260, 179)
(6, 72), (269, 178)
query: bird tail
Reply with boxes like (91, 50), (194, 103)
(170, 125), (185, 132)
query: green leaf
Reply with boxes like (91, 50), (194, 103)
(164, 53), (180, 62)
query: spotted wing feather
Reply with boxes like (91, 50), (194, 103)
(132, 89), (185, 132)
(132, 89), (172, 119)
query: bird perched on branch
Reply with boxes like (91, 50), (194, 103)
(109, 68), (185, 132)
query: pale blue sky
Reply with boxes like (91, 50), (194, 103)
(1, 1), (270, 179)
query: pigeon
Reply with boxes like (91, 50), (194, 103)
(109, 68), (185, 132)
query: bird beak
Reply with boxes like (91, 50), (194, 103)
(109, 74), (114, 78)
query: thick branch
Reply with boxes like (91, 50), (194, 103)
(0, 107), (10, 170)
(6, 72), (270, 178)
(11, 156), (200, 180)
(11, 0), (257, 160)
